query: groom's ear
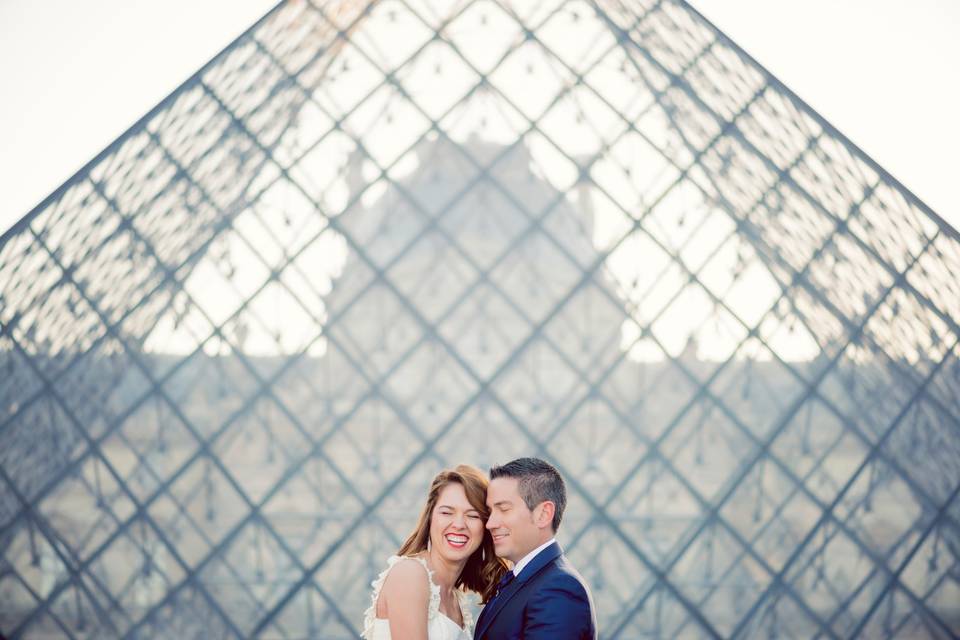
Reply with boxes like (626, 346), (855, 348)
(535, 501), (556, 530)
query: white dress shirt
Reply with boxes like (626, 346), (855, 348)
(512, 537), (557, 577)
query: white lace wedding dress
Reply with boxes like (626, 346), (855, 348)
(361, 555), (473, 640)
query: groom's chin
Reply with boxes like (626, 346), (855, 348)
(490, 540), (509, 558)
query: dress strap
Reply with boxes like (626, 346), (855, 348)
(360, 555), (441, 639)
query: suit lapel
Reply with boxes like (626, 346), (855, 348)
(475, 542), (563, 639)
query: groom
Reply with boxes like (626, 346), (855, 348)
(475, 457), (597, 639)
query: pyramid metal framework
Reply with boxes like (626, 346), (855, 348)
(2, 0), (960, 637)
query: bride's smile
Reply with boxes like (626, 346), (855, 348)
(444, 533), (469, 549)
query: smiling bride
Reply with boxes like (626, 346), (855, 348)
(362, 464), (509, 640)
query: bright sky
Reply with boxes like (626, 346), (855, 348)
(1, 0), (958, 235)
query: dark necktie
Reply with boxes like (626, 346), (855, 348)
(478, 570), (516, 633)
(494, 570), (515, 598)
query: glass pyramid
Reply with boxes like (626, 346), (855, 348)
(1, 0), (959, 637)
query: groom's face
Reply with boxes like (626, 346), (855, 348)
(486, 477), (542, 565)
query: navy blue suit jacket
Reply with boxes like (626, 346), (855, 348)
(474, 542), (597, 639)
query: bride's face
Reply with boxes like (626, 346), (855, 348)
(430, 483), (485, 562)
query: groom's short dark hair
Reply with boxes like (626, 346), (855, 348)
(490, 457), (567, 532)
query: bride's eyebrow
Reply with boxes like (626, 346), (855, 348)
(437, 504), (480, 512)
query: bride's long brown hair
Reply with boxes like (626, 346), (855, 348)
(397, 464), (508, 604)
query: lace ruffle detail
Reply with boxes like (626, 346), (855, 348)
(457, 589), (475, 631)
(361, 555), (441, 638)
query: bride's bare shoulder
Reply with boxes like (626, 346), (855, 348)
(380, 555), (431, 603)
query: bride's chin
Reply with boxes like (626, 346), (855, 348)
(441, 544), (468, 557)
